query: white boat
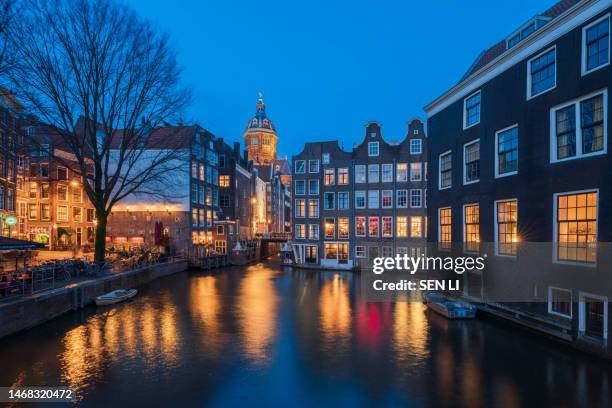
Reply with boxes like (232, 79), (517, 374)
(95, 289), (137, 306)
(422, 292), (477, 319)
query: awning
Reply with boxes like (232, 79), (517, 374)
(57, 227), (75, 237)
(0, 237), (45, 250)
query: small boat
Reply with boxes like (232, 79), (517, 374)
(95, 289), (137, 306)
(422, 292), (477, 319)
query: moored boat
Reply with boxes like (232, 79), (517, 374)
(422, 292), (477, 319)
(95, 289), (138, 306)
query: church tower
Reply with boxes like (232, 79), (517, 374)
(243, 93), (278, 165)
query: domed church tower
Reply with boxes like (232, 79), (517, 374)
(243, 93), (278, 165)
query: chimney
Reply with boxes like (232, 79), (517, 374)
(234, 142), (241, 162)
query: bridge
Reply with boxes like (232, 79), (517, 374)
(255, 232), (291, 243)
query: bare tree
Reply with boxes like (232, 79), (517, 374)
(6, 0), (191, 264)
(0, 0), (16, 74)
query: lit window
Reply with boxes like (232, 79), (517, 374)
(294, 180), (305, 195)
(325, 218), (335, 239)
(338, 168), (349, 185)
(338, 192), (349, 210)
(324, 192), (335, 210)
(410, 163), (422, 181)
(355, 191), (366, 209)
(528, 47), (556, 98)
(464, 140), (480, 184)
(368, 142), (379, 156)
(338, 217), (349, 239)
(308, 199), (319, 218)
(325, 243), (338, 260)
(57, 185), (67, 201)
(396, 190), (407, 208)
(464, 204), (480, 252)
(548, 287), (572, 318)
(396, 216), (408, 237)
(396, 163), (408, 182)
(309, 179), (319, 195)
(382, 190), (393, 208)
(496, 126), (518, 177)
(368, 164), (379, 183)
(411, 216), (422, 238)
(368, 216), (379, 237)
(410, 139), (422, 154)
(324, 169), (335, 186)
(367, 190), (379, 209)
(295, 199), (306, 217)
(381, 164), (393, 182)
(552, 91), (606, 162)
(382, 216), (393, 237)
(355, 165), (366, 183)
(439, 152), (452, 189)
(496, 199), (518, 256)
(439, 207), (452, 250)
(355, 216), (366, 236)
(309, 160), (320, 173)
(57, 205), (68, 222)
(295, 160), (305, 174)
(73, 207), (82, 222)
(308, 224), (319, 240)
(410, 189), (422, 208)
(464, 91), (481, 128)
(295, 224), (305, 239)
(582, 15), (610, 74)
(556, 191), (597, 263)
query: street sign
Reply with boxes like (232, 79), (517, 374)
(5, 215), (17, 226)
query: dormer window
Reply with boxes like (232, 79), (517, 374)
(370, 132), (376, 138)
(507, 16), (550, 49)
(368, 142), (379, 156)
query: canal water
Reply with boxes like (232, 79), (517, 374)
(0, 262), (611, 407)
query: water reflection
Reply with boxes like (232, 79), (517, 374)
(0, 264), (610, 407)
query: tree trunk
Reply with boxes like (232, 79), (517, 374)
(94, 212), (108, 265)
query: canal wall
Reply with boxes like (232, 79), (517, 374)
(0, 260), (188, 340)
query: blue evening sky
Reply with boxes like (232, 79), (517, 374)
(127, 0), (558, 158)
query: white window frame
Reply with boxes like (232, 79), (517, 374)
(547, 286), (572, 319)
(550, 89), (608, 163)
(396, 190), (408, 209)
(438, 150), (452, 190)
(355, 217), (366, 237)
(410, 162), (422, 182)
(324, 192), (335, 210)
(381, 163), (393, 182)
(367, 164), (379, 183)
(410, 189), (422, 208)
(367, 190), (379, 209)
(368, 142), (379, 157)
(438, 206), (452, 250)
(581, 14), (611, 76)
(463, 90), (481, 130)
(295, 224), (306, 240)
(355, 191), (366, 209)
(578, 292), (608, 340)
(494, 124), (519, 178)
(294, 180), (305, 195)
(494, 198), (518, 258)
(410, 139), (422, 155)
(527, 45), (557, 100)
(294, 199), (306, 218)
(308, 224), (319, 240)
(338, 191), (350, 210)
(381, 190), (393, 209)
(295, 160), (306, 174)
(355, 165), (366, 183)
(308, 160), (320, 173)
(355, 245), (366, 258)
(552, 188), (599, 267)
(308, 179), (319, 195)
(308, 199), (319, 219)
(462, 203), (480, 253)
(322, 153), (330, 164)
(463, 139), (480, 185)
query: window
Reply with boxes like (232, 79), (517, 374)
(219, 175), (230, 187)
(338, 192), (349, 210)
(528, 47), (556, 98)
(367, 190), (379, 209)
(325, 243), (337, 260)
(368, 216), (379, 237)
(309, 160), (320, 173)
(382, 190), (393, 208)
(551, 91), (607, 162)
(396, 216), (408, 237)
(381, 164), (392, 182)
(411, 216), (422, 238)
(464, 140), (480, 184)
(40, 163), (48, 178)
(41, 184), (49, 199)
(295, 160), (305, 174)
(309, 224), (319, 240)
(295, 224), (306, 239)
(582, 15), (610, 75)
(396, 190), (407, 208)
(382, 216), (392, 237)
(496, 126), (518, 177)
(215, 240), (227, 255)
(220, 195), (230, 207)
(410, 139), (422, 154)
(548, 287), (572, 318)
(410, 163), (422, 181)
(295, 180), (305, 195)
(496, 199), (518, 256)
(57, 185), (67, 201)
(439, 151), (452, 189)
(355, 245), (366, 258)
(72, 187), (82, 202)
(324, 169), (335, 186)
(192, 209), (198, 226)
(308, 199), (319, 218)
(464, 91), (481, 128)
(322, 153), (330, 164)
(368, 164), (379, 183)
(464, 204), (480, 252)
(368, 142), (379, 156)
(200, 164), (205, 181)
(57, 166), (68, 180)
(556, 191), (597, 263)
(324, 192), (335, 210)
(28, 203), (38, 220)
(338, 217), (349, 239)
(355, 165), (366, 183)
(355, 216), (366, 237)
(410, 189), (422, 208)
(295, 199), (306, 217)
(338, 168), (349, 185)
(507, 17), (549, 49)
(325, 218), (335, 238)
(396, 163), (407, 182)
(87, 208), (95, 222)
(219, 154), (225, 168)
(309, 179), (319, 195)
(41, 204), (50, 220)
(73, 207), (82, 222)
(355, 191), (366, 209)
(57, 205), (68, 222)
(439, 207), (452, 250)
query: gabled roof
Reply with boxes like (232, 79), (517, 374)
(459, 0), (581, 82)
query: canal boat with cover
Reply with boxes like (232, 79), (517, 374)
(422, 292), (477, 319)
(95, 289), (138, 306)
